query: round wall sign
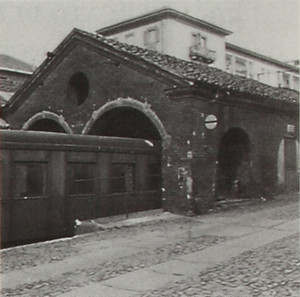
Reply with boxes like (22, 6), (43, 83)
(205, 114), (218, 130)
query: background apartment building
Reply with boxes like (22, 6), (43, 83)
(97, 8), (299, 92)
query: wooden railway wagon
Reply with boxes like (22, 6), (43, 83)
(0, 130), (161, 246)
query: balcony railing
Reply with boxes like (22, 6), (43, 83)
(235, 69), (247, 77)
(189, 45), (216, 64)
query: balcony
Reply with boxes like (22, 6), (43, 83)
(189, 45), (216, 64)
(235, 69), (247, 77)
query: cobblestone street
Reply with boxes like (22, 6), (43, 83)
(1, 194), (299, 297)
(138, 234), (299, 297)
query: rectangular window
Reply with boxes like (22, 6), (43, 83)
(14, 163), (47, 198)
(293, 76), (299, 91)
(69, 163), (95, 196)
(258, 68), (265, 81)
(191, 33), (207, 48)
(111, 163), (135, 193)
(282, 73), (290, 88)
(248, 61), (254, 79)
(144, 27), (159, 50)
(192, 33), (201, 46)
(226, 54), (233, 73)
(235, 57), (247, 77)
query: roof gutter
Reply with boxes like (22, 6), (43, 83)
(0, 67), (33, 75)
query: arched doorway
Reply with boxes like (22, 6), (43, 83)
(84, 98), (170, 214)
(216, 128), (251, 199)
(88, 106), (162, 197)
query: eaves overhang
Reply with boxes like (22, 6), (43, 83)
(0, 67), (33, 76)
(97, 8), (232, 36)
(165, 83), (299, 117)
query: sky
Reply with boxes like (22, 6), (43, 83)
(0, 0), (299, 67)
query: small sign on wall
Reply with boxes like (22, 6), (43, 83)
(205, 114), (218, 130)
(287, 124), (295, 133)
(187, 151), (193, 159)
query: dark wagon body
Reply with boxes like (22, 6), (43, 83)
(0, 130), (161, 246)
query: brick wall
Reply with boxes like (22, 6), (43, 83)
(0, 71), (30, 93)
(4, 44), (299, 215)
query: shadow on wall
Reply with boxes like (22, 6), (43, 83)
(216, 127), (261, 200)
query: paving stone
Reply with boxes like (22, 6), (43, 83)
(104, 268), (182, 291)
(59, 283), (137, 297)
(150, 259), (210, 276)
(138, 234), (299, 297)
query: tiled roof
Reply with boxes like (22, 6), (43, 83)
(78, 30), (298, 104)
(0, 77), (24, 93)
(0, 91), (14, 104)
(0, 54), (35, 72)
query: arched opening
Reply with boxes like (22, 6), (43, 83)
(216, 128), (251, 199)
(22, 111), (73, 134)
(89, 107), (161, 141)
(88, 105), (164, 213)
(26, 119), (67, 133)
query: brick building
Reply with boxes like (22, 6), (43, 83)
(0, 54), (34, 128)
(0, 54), (34, 105)
(2, 28), (299, 214)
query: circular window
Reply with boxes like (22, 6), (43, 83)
(67, 72), (89, 106)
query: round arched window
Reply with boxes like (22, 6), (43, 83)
(67, 72), (89, 106)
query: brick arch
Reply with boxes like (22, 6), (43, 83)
(22, 111), (73, 134)
(83, 98), (171, 147)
